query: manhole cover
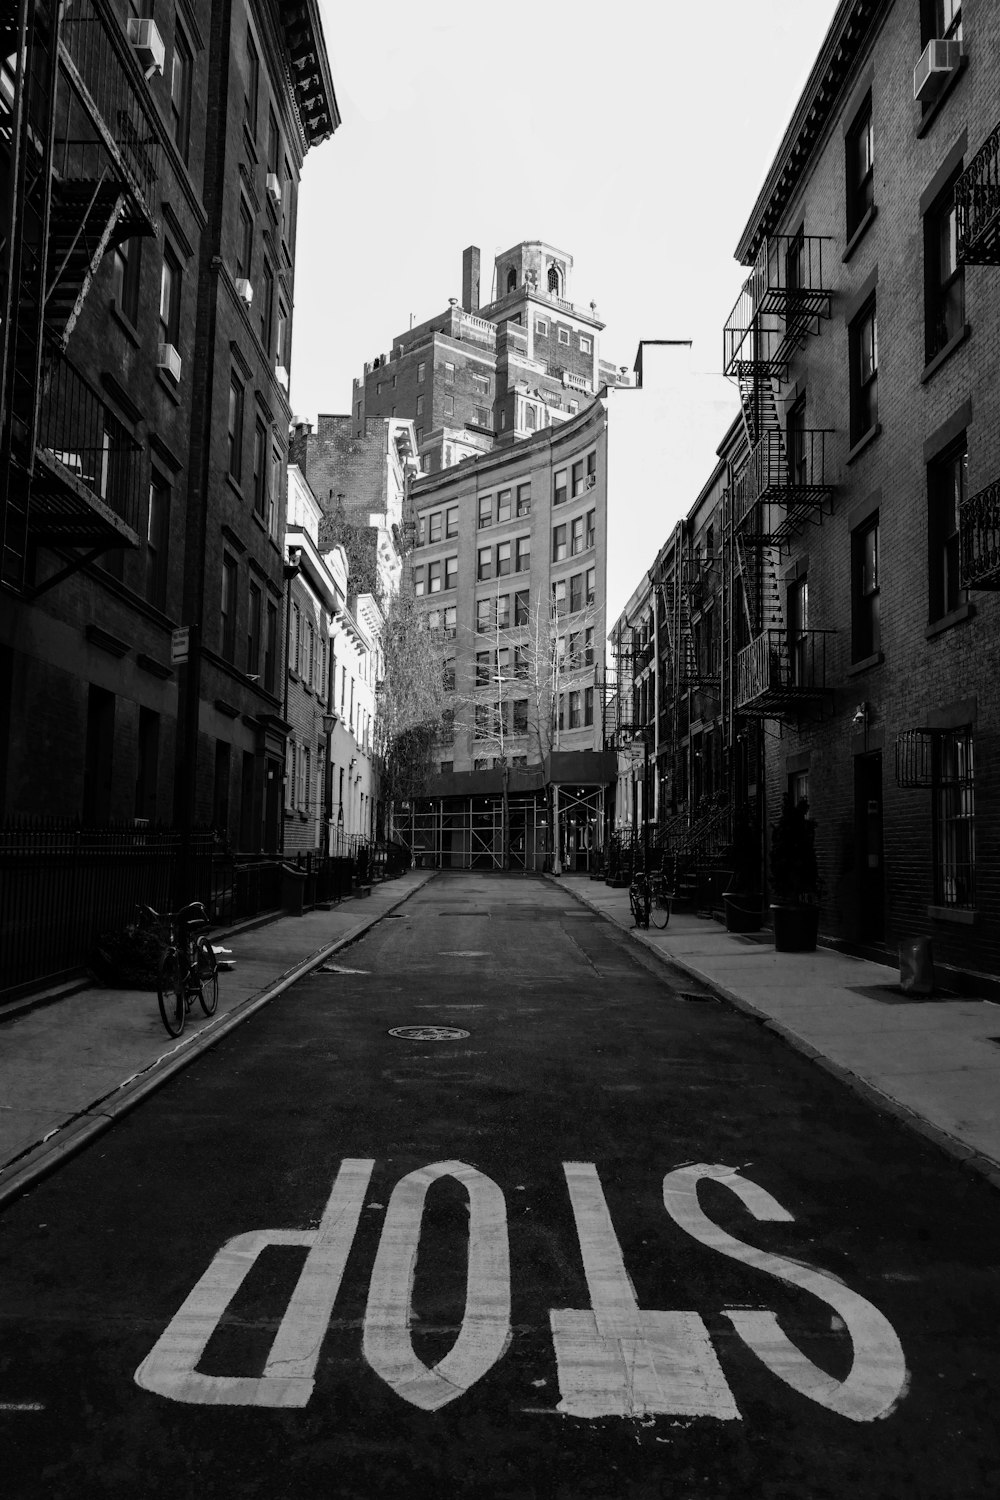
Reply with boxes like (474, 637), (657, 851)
(388, 1025), (470, 1041)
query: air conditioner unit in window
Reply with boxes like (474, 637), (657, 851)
(913, 38), (962, 102)
(585, 473), (597, 489)
(157, 343), (182, 381)
(266, 172), (282, 205)
(127, 18), (165, 78)
(275, 363), (290, 390)
(234, 277), (254, 305)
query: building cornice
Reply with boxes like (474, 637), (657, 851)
(735, 0), (890, 264)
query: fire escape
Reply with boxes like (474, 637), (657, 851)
(722, 233), (836, 718)
(955, 120), (1000, 589)
(1, 0), (159, 594)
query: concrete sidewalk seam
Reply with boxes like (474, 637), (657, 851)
(548, 874), (1000, 1195)
(0, 874), (435, 1211)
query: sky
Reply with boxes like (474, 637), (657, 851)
(291, 0), (843, 623)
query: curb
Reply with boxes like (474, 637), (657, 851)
(547, 874), (1000, 1195)
(0, 873), (436, 1212)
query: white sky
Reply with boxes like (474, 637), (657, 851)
(292, 0), (843, 621)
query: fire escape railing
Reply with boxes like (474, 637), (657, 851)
(730, 428), (836, 543)
(959, 478), (1000, 589)
(723, 234), (833, 379)
(955, 119), (1000, 267)
(736, 627), (835, 717)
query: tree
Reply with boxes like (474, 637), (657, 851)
(374, 581), (450, 837)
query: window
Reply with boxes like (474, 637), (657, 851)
(170, 27), (193, 158)
(475, 704), (489, 740)
(585, 686), (594, 726)
(516, 483), (531, 518)
(557, 694), (565, 732)
(444, 361), (455, 385)
(585, 508), (596, 549)
(228, 373), (244, 480)
(787, 575), (809, 686)
(584, 626), (595, 666)
(570, 573), (583, 613)
(473, 372), (490, 395)
(558, 327), (570, 345)
(410, 564), (424, 597)
(282, 155), (296, 252)
(572, 460), (585, 498)
(497, 594), (510, 629)
(552, 524), (567, 562)
(145, 474), (169, 609)
(849, 298), (878, 444)
(442, 659), (455, 691)
(429, 510), (442, 543)
(476, 651), (491, 686)
(586, 566), (596, 604)
(515, 536), (531, 572)
(569, 690), (582, 729)
(111, 237), (141, 324)
(515, 588), (530, 626)
(474, 406), (490, 428)
(418, 361), (426, 382)
(928, 436), (967, 620)
(587, 451), (596, 483)
(478, 495), (493, 529)
(276, 301), (288, 368)
(787, 397), (807, 488)
(247, 581), (262, 674)
(477, 598), (492, 633)
(535, 318), (547, 336)
(525, 404), (537, 432)
(554, 468), (567, 506)
(446, 506), (458, 538)
(846, 93), (874, 238)
(416, 395), (424, 417)
(264, 601), (278, 692)
(221, 555), (237, 661)
(568, 401), (579, 415)
(444, 395), (455, 417)
(444, 604), (457, 634)
(497, 489), (511, 523)
(922, 0), (962, 43)
(428, 560), (442, 594)
(291, 604), (301, 674)
(267, 107), (279, 177)
(260, 258), (274, 351)
(934, 727), (974, 907)
(513, 699), (528, 734)
(477, 545), (492, 581)
(236, 200), (253, 282)
(253, 419), (267, 519)
(416, 515), (426, 547)
(552, 579), (567, 616)
(245, 29), (259, 136)
(925, 177), (965, 362)
(851, 514), (880, 660)
(159, 244), (181, 346)
(445, 556), (457, 589)
(305, 619), (315, 687)
(514, 644), (529, 678)
(571, 516), (585, 555)
(496, 540), (512, 577)
(580, 336), (592, 354)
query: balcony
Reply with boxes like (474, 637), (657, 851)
(724, 235), (832, 380)
(736, 628), (834, 717)
(33, 346), (142, 549)
(955, 120), (1000, 266)
(730, 429), (835, 544)
(959, 477), (1000, 589)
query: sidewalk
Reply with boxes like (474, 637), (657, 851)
(553, 874), (1000, 1191)
(0, 870), (435, 1208)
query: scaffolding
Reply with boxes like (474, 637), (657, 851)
(392, 785), (606, 873)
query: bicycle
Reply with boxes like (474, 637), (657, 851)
(629, 867), (651, 929)
(648, 871), (672, 930)
(141, 901), (219, 1038)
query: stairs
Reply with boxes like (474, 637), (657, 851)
(46, 177), (127, 348)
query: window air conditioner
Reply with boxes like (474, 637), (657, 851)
(234, 277), (254, 306)
(127, 18), (166, 79)
(157, 343), (182, 381)
(266, 172), (282, 205)
(913, 38), (962, 102)
(586, 473), (597, 489)
(275, 363), (290, 390)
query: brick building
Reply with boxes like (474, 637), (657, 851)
(0, 1), (338, 860)
(615, 0), (1000, 990)
(353, 241), (625, 477)
(402, 398), (616, 871)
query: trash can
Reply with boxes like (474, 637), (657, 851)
(899, 937), (934, 995)
(281, 863), (307, 916)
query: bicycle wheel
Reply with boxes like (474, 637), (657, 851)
(195, 936), (219, 1016)
(157, 948), (186, 1037)
(630, 885), (650, 929)
(650, 888), (671, 929)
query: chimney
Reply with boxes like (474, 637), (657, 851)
(462, 246), (481, 313)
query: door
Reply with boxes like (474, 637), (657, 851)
(854, 752), (884, 942)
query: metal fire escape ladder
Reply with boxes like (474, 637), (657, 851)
(46, 175), (127, 349)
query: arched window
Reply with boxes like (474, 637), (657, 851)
(547, 264), (560, 295)
(506, 267), (517, 293)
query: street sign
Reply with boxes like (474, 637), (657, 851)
(171, 627), (190, 665)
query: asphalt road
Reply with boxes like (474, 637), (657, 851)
(2, 872), (999, 1499)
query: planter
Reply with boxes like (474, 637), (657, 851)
(771, 903), (819, 953)
(723, 892), (763, 933)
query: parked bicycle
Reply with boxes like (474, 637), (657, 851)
(141, 901), (219, 1038)
(629, 866), (672, 930)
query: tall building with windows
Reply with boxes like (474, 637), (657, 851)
(353, 241), (625, 477)
(0, 2), (338, 858)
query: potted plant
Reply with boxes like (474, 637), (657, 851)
(722, 805), (763, 933)
(769, 792), (820, 952)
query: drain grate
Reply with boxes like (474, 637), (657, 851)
(388, 1025), (470, 1041)
(677, 990), (717, 1003)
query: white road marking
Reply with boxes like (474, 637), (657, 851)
(318, 964), (370, 974)
(438, 951), (489, 957)
(134, 1159), (374, 1406)
(363, 1161), (511, 1411)
(0, 1402), (44, 1411)
(550, 1163), (739, 1420)
(662, 1164), (908, 1421)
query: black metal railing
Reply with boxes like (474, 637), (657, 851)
(57, 0), (160, 211)
(955, 119), (1000, 266)
(959, 477), (1000, 589)
(724, 234), (832, 377)
(35, 344), (142, 538)
(730, 429), (834, 542)
(736, 628), (835, 715)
